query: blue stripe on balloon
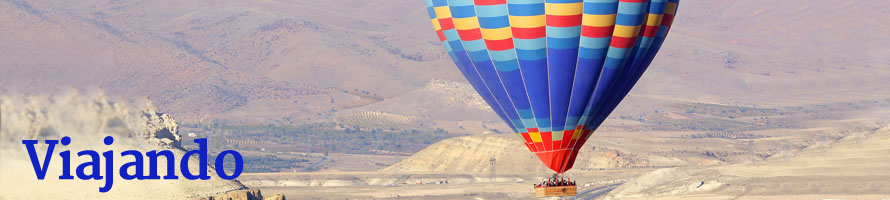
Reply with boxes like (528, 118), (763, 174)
(615, 13), (645, 26)
(516, 49), (547, 61)
(579, 37), (611, 49)
(546, 26), (582, 39)
(509, 3), (545, 16)
(494, 60), (521, 71)
(432, 0), (448, 7)
(450, 5), (477, 18)
(578, 47), (607, 59)
(427, 6), (437, 19)
(490, 49), (518, 62)
(463, 39), (488, 52)
(517, 109), (535, 121)
(547, 37), (582, 49)
(605, 48), (630, 60)
(478, 16), (511, 29)
(448, 0), (474, 6)
(447, 40), (465, 52)
(514, 38), (547, 50)
(616, 2), (645, 15)
(476, 4), (509, 18)
(468, 50), (491, 62)
(583, 1), (619, 14)
(537, 119), (552, 132)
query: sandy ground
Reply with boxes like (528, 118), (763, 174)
(242, 170), (648, 200)
(603, 119), (890, 200)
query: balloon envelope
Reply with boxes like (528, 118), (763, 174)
(425, 0), (678, 173)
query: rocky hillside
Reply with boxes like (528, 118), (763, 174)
(383, 134), (683, 173)
(341, 79), (497, 122)
(3, 0), (889, 126)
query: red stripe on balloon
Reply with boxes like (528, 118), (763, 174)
(436, 30), (447, 42)
(581, 26), (615, 38)
(641, 25), (659, 37)
(542, 131), (553, 150)
(610, 36), (636, 48)
(553, 140), (562, 151)
(458, 29), (483, 41)
(521, 133), (538, 152)
(485, 39), (514, 51)
(438, 18), (455, 30)
(561, 130), (574, 149)
(512, 27), (547, 39)
(546, 15), (582, 27)
(661, 15), (675, 26)
(474, 0), (506, 5)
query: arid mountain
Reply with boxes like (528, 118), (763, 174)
(2, 0), (889, 127)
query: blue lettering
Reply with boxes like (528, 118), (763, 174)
(181, 138), (210, 180)
(120, 150), (145, 180)
(100, 136), (114, 193)
(215, 150), (243, 180)
(23, 139), (56, 179)
(22, 137), (242, 192)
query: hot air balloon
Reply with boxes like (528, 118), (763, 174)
(424, 0), (678, 176)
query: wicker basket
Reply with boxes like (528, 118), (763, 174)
(534, 185), (577, 198)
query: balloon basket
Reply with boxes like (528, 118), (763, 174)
(534, 185), (577, 198)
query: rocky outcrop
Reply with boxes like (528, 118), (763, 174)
(195, 189), (285, 200)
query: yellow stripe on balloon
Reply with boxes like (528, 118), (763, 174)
(434, 6), (452, 19)
(582, 14), (616, 27)
(431, 19), (442, 31)
(545, 2), (583, 16)
(645, 14), (663, 26)
(613, 25), (640, 38)
(453, 17), (480, 30)
(481, 27), (513, 40)
(529, 132), (543, 143)
(509, 15), (545, 28)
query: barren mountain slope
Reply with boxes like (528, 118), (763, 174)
(0, 0), (342, 123)
(2, 0), (890, 126)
